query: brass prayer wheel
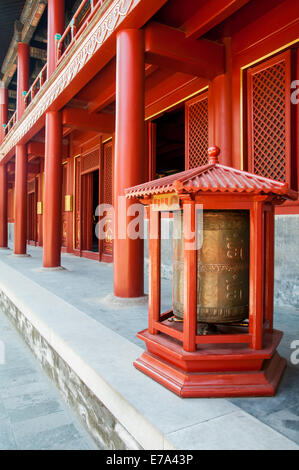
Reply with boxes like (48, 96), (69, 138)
(173, 210), (250, 323)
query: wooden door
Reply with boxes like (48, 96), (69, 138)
(36, 170), (44, 246)
(81, 172), (94, 252)
(61, 163), (68, 248)
(27, 179), (37, 244)
(100, 140), (113, 261)
(27, 192), (36, 242)
(74, 157), (81, 251)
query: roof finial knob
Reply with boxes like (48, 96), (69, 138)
(208, 146), (220, 164)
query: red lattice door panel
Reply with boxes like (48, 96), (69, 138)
(27, 193), (35, 242)
(247, 51), (292, 183)
(81, 148), (99, 174)
(185, 93), (209, 169)
(81, 172), (94, 252)
(61, 163), (68, 248)
(74, 158), (81, 251)
(101, 141), (113, 258)
(27, 179), (35, 194)
(8, 188), (14, 223)
(37, 173), (43, 246)
(27, 178), (37, 243)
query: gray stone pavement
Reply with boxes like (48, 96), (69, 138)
(0, 308), (100, 450)
(229, 305), (299, 445)
(0, 244), (298, 448)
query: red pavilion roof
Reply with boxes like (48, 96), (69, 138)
(126, 148), (297, 201)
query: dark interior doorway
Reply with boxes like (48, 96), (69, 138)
(153, 106), (185, 178)
(82, 169), (99, 253)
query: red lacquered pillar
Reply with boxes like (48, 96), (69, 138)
(14, 43), (29, 255)
(14, 144), (28, 255)
(148, 208), (161, 334)
(43, 111), (63, 268)
(0, 86), (8, 143)
(249, 201), (264, 350)
(47, 0), (65, 78)
(209, 38), (233, 166)
(264, 207), (275, 332)
(183, 199), (197, 352)
(0, 164), (8, 248)
(114, 29), (146, 298)
(17, 43), (29, 120)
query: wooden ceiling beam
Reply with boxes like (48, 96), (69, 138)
(62, 108), (115, 134)
(27, 140), (69, 159)
(87, 63), (157, 114)
(27, 141), (44, 157)
(146, 72), (198, 108)
(183, 0), (250, 39)
(88, 83), (116, 114)
(144, 22), (224, 80)
(145, 76), (208, 121)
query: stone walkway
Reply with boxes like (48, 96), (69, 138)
(0, 309), (100, 450)
(0, 245), (298, 449)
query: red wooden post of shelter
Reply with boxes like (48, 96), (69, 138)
(126, 146), (297, 398)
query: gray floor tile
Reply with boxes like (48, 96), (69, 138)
(0, 418), (17, 450)
(0, 309), (99, 450)
(263, 406), (299, 444)
(166, 411), (299, 450)
(6, 398), (63, 424)
(48, 437), (99, 450)
(16, 423), (82, 450)
(13, 411), (77, 440)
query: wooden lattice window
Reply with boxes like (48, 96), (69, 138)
(185, 92), (209, 169)
(74, 157), (81, 250)
(247, 51), (292, 183)
(61, 163), (68, 248)
(102, 140), (113, 257)
(81, 148), (99, 174)
(103, 141), (113, 206)
(28, 179), (35, 194)
(8, 188), (14, 223)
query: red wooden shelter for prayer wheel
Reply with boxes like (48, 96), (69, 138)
(125, 147), (298, 398)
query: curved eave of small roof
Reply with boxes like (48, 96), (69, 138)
(125, 163), (298, 201)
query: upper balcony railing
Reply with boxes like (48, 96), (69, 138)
(2, 0), (109, 141)
(4, 111), (17, 138)
(57, 0), (106, 63)
(25, 63), (48, 109)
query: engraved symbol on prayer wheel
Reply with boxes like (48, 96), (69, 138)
(173, 210), (250, 323)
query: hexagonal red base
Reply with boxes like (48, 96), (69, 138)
(134, 329), (286, 397)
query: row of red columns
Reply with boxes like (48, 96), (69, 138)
(0, 25), (234, 297)
(0, 8), (146, 296)
(0, 0), (65, 266)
